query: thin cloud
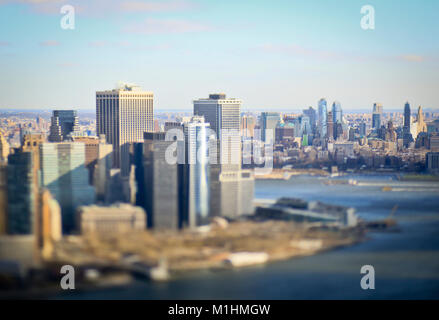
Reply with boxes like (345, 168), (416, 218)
(120, 0), (195, 12)
(57, 62), (79, 67)
(258, 43), (351, 61)
(0, 41), (11, 46)
(39, 40), (60, 46)
(258, 43), (433, 65)
(399, 55), (425, 63)
(124, 18), (210, 35)
(0, 0), (196, 15)
(88, 41), (107, 48)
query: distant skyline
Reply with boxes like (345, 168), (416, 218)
(1, 0), (438, 110)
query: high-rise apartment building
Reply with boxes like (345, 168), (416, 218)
(40, 142), (96, 233)
(48, 110), (79, 142)
(96, 84), (153, 176)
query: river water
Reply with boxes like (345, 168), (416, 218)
(58, 174), (439, 299)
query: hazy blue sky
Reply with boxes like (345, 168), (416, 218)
(0, 0), (438, 111)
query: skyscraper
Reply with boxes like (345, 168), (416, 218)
(193, 93), (254, 219)
(96, 84), (153, 176)
(416, 106), (427, 134)
(180, 116), (211, 228)
(0, 132), (9, 164)
(6, 151), (36, 234)
(327, 111), (334, 140)
(359, 122), (367, 137)
(193, 93), (241, 170)
(241, 113), (256, 138)
(372, 103), (383, 129)
(48, 110), (79, 142)
(260, 112), (281, 143)
(318, 99), (327, 138)
(404, 102), (411, 129)
(303, 107), (317, 134)
(143, 132), (179, 229)
(73, 135), (113, 201)
(403, 102), (413, 147)
(332, 101), (342, 124)
(40, 142), (96, 233)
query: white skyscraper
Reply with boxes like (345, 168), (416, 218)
(193, 93), (254, 218)
(181, 116), (211, 227)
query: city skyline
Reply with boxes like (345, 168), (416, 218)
(1, 0), (439, 110)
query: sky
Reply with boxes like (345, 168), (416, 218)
(0, 0), (438, 111)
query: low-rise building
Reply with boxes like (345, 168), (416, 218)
(77, 203), (146, 234)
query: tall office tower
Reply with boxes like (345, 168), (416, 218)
(372, 103), (383, 129)
(193, 93), (241, 170)
(48, 110), (79, 142)
(404, 102), (411, 129)
(0, 166), (6, 235)
(6, 152), (36, 234)
(179, 116), (211, 228)
(300, 115), (312, 136)
(334, 122), (343, 140)
(40, 143), (96, 233)
(193, 93), (254, 219)
(318, 98), (327, 138)
(372, 113), (381, 130)
(332, 101), (343, 124)
(21, 133), (45, 173)
(241, 113), (256, 138)
(96, 84), (154, 176)
(416, 106), (427, 134)
(359, 122), (367, 137)
(38, 189), (62, 259)
(260, 112), (281, 143)
(348, 127), (356, 141)
(303, 107), (317, 134)
(217, 169), (254, 218)
(72, 135), (113, 195)
(373, 103), (383, 114)
(143, 132), (179, 229)
(327, 111), (334, 140)
(403, 102), (413, 147)
(0, 132), (9, 164)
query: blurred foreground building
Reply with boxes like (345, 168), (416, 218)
(77, 203), (146, 234)
(40, 142), (95, 233)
